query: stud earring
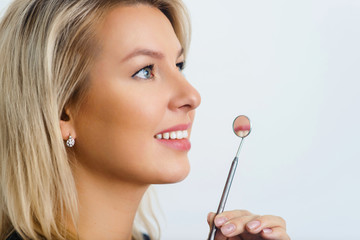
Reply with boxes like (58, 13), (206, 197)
(66, 135), (75, 147)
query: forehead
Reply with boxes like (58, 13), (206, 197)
(97, 4), (181, 57)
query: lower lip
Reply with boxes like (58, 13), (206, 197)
(155, 138), (191, 151)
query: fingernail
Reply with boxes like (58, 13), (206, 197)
(214, 217), (227, 226)
(247, 220), (261, 230)
(263, 228), (273, 234)
(221, 223), (236, 235)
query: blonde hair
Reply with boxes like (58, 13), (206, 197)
(0, 0), (191, 239)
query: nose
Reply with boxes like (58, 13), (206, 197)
(168, 72), (201, 112)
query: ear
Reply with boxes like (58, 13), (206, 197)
(60, 107), (77, 140)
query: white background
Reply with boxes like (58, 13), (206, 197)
(1, 0), (360, 239)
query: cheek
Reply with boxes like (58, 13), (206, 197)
(72, 85), (188, 183)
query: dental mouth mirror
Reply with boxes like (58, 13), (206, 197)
(207, 115), (251, 240)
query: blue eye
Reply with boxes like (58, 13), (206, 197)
(176, 61), (185, 71)
(132, 65), (154, 79)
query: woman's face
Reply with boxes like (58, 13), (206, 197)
(71, 4), (201, 185)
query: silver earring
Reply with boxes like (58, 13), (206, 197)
(66, 135), (75, 147)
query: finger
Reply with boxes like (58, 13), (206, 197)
(206, 212), (216, 226)
(214, 230), (228, 240)
(219, 215), (259, 237)
(207, 212), (227, 240)
(207, 212), (216, 228)
(246, 215), (287, 234)
(260, 226), (290, 240)
(214, 210), (253, 227)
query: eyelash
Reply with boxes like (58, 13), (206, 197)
(131, 61), (185, 80)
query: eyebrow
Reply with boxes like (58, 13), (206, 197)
(121, 47), (184, 62)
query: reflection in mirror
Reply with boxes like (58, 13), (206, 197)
(233, 115), (251, 138)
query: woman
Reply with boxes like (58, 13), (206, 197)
(0, 0), (290, 239)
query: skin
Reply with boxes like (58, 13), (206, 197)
(60, 5), (200, 240)
(207, 211), (290, 240)
(60, 4), (290, 240)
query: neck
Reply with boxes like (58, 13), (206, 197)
(69, 166), (149, 240)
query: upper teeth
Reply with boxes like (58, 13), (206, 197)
(236, 130), (249, 138)
(155, 130), (188, 140)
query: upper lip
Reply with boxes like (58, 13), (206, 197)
(155, 123), (191, 135)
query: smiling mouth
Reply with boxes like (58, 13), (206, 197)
(154, 130), (188, 140)
(154, 124), (191, 151)
(233, 125), (250, 138)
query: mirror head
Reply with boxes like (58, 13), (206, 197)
(233, 115), (251, 138)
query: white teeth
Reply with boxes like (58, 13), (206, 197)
(155, 130), (189, 140)
(237, 131), (244, 137)
(176, 130), (183, 139)
(163, 132), (170, 139)
(237, 130), (249, 138)
(170, 132), (177, 139)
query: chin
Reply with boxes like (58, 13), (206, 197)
(155, 156), (190, 184)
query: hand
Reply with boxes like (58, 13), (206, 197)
(207, 210), (290, 240)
